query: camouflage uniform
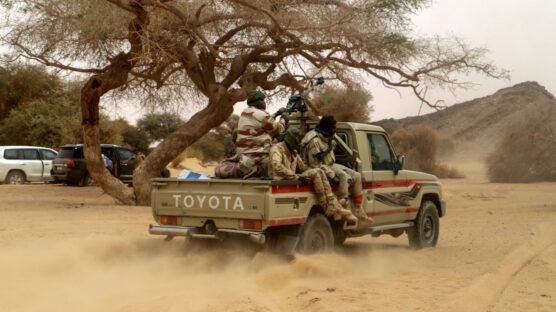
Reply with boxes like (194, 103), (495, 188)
(236, 91), (284, 175)
(301, 128), (373, 223)
(269, 135), (356, 223)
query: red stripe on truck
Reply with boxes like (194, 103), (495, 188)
(268, 217), (307, 227)
(368, 207), (419, 217)
(363, 180), (438, 189)
(272, 180), (437, 194)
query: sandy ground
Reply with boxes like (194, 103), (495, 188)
(169, 158), (216, 177)
(0, 163), (555, 312)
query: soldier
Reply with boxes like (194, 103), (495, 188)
(300, 115), (374, 223)
(269, 127), (357, 223)
(122, 148), (146, 167)
(236, 90), (284, 177)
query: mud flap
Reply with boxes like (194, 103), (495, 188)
(268, 225), (301, 255)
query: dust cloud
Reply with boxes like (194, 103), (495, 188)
(1, 164), (555, 312)
(0, 236), (416, 312)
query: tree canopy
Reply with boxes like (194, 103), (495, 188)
(1, 0), (508, 205)
(137, 113), (184, 143)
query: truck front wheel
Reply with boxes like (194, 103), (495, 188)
(297, 214), (334, 254)
(408, 200), (439, 249)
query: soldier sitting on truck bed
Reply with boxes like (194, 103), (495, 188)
(269, 127), (357, 223)
(300, 115), (374, 224)
(235, 90), (285, 178)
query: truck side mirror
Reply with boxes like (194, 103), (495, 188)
(394, 154), (405, 175)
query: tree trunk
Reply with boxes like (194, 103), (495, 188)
(80, 54), (136, 205)
(133, 96), (234, 205)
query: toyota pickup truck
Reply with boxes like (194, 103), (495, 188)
(149, 122), (446, 254)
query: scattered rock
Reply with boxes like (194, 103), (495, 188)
(326, 287), (336, 292)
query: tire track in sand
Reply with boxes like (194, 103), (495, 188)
(436, 216), (556, 312)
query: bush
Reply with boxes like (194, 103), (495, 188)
(390, 125), (464, 178)
(312, 85), (374, 122)
(487, 106), (556, 182)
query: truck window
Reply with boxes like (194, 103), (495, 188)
(59, 147), (83, 159)
(22, 149), (40, 160)
(367, 133), (395, 170)
(40, 149), (57, 160)
(4, 149), (19, 160)
(117, 148), (133, 161)
(334, 131), (349, 157)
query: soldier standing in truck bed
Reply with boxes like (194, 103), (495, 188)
(269, 127), (357, 223)
(301, 115), (374, 224)
(236, 90), (284, 177)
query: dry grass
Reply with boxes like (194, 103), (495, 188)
(391, 125), (464, 178)
(487, 106), (556, 182)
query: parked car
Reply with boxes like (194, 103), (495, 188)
(52, 144), (170, 186)
(0, 146), (58, 184)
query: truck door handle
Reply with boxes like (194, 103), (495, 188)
(20, 163), (27, 166)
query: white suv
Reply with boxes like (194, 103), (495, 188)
(0, 146), (58, 184)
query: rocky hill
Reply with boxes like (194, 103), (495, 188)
(376, 81), (556, 159)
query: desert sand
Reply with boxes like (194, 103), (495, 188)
(0, 161), (554, 312)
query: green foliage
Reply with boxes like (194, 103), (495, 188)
(0, 64), (131, 149)
(117, 119), (150, 153)
(186, 132), (234, 162)
(0, 64), (62, 119)
(137, 113), (184, 142)
(312, 85), (374, 122)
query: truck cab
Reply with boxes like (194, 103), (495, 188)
(149, 122), (446, 254)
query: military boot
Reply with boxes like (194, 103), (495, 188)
(326, 196), (357, 223)
(353, 203), (374, 223)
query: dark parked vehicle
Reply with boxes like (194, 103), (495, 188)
(52, 144), (169, 186)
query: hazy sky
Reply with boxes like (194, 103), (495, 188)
(370, 0), (556, 120)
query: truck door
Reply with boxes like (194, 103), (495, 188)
(21, 149), (43, 181)
(117, 147), (134, 180)
(39, 149), (57, 180)
(364, 133), (408, 224)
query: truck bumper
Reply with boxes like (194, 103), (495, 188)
(439, 199), (447, 217)
(149, 224), (266, 244)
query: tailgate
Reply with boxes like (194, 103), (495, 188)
(152, 178), (270, 221)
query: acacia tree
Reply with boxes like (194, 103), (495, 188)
(1, 0), (507, 205)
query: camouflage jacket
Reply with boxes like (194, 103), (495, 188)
(300, 129), (336, 178)
(236, 107), (284, 156)
(269, 142), (305, 180)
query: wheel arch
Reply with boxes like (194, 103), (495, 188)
(6, 169), (27, 181)
(421, 193), (441, 217)
(308, 204), (326, 217)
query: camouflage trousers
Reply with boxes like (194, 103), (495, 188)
(331, 163), (362, 199)
(300, 168), (333, 207)
(238, 153), (268, 175)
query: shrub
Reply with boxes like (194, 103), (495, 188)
(312, 85), (374, 122)
(487, 106), (556, 182)
(390, 125), (464, 178)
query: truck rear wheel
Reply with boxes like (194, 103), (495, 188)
(297, 214), (334, 254)
(6, 171), (25, 184)
(408, 200), (439, 249)
(79, 173), (96, 187)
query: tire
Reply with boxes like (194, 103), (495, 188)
(408, 200), (439, 249)
(6, 171), (25, 185)
(297, 214), (335, 254)
(79, 173), (96, 187)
